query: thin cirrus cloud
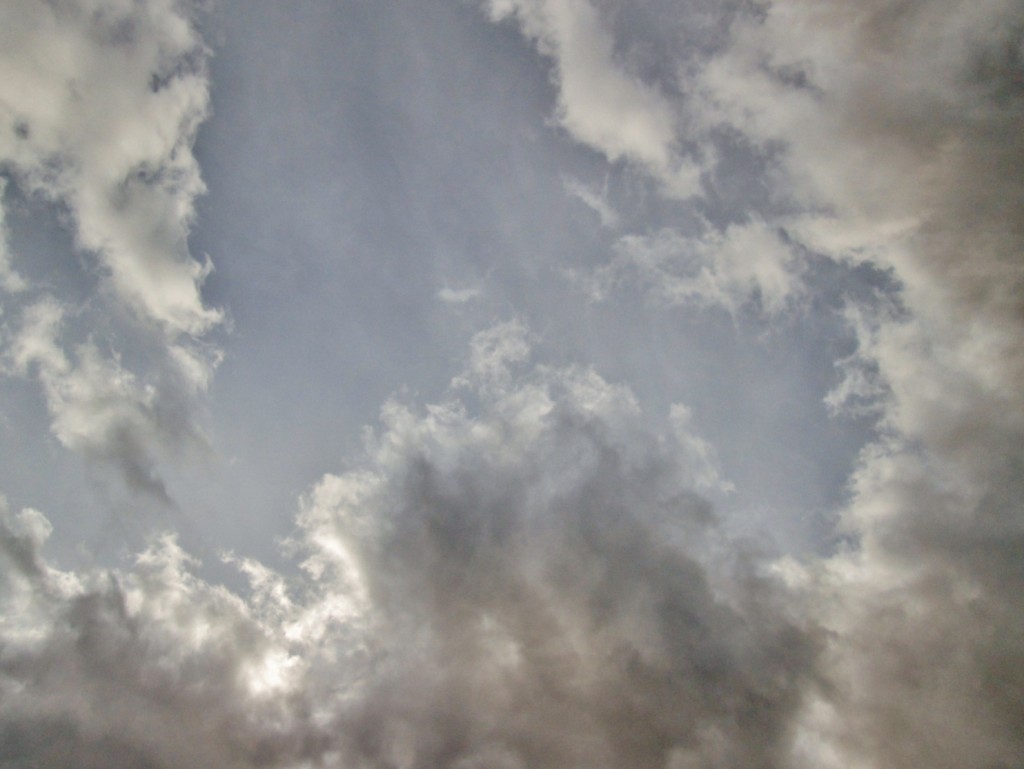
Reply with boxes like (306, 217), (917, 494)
(0, 1), (1022, 768)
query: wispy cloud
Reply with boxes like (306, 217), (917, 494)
(562, 175), (620, 228)
(485, 0), (701, 198)
(587, 219), (803, 315)
(438, 285), (483, 305)
(0, 0), (220, 501)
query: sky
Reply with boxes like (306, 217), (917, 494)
(0, 0), (1021, 767)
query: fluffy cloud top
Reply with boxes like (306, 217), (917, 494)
(0, 327), (818, 769)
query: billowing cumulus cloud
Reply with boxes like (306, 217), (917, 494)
(485, 0), (702, 198)
(0, 327), (820, 769)
(0, 502), (309, 769)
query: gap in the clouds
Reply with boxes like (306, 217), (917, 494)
(0, 181), (94, 310)
(698, 128), (796, 227)
(183, 0), (582, 568)
(176, 0), (891, 573)
(555, 298), (879, 556)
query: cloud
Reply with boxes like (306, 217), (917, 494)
(0, 326), (820, 768)
(485, 0), (701, 198)
(493, 0), (1024, 763)
(0, 179), (26, 295)
(438, 286), (483, 305)
(2, 2), (1021, 768)
(0, 0), (222, 502)
(588, 219), (802, 315)
(680, 2), (1024, 765)
(562, 175), (620, 229)
(0, 0), (220, 338)
(298, 331), (817, 769)
(0, 499), (316, 769)
(481, 2), (810, 315)
(6, 297), (211, 502)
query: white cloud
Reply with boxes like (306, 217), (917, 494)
(590, 219), (802, 315)
(0, 179), (27, 295)
(452, 319), (533, 392)
(0, 326), (817, 769)
(0, 0), (220, 338)
(562, 174), (620, 228)
(438, 285), (483, 304)
(7, 298), (211, 501)
(0, 0), (222, 501)
(485, 0), (701, 198)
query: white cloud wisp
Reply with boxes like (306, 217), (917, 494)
(0, 0), (221, 501)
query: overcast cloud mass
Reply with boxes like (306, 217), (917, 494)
(0, 1), (1022, 767)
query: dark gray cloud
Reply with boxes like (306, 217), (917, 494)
(298, 325), (819, 769)
(0, 328), (821, 769)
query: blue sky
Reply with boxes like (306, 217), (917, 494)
(1, 1), (1022, 767)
